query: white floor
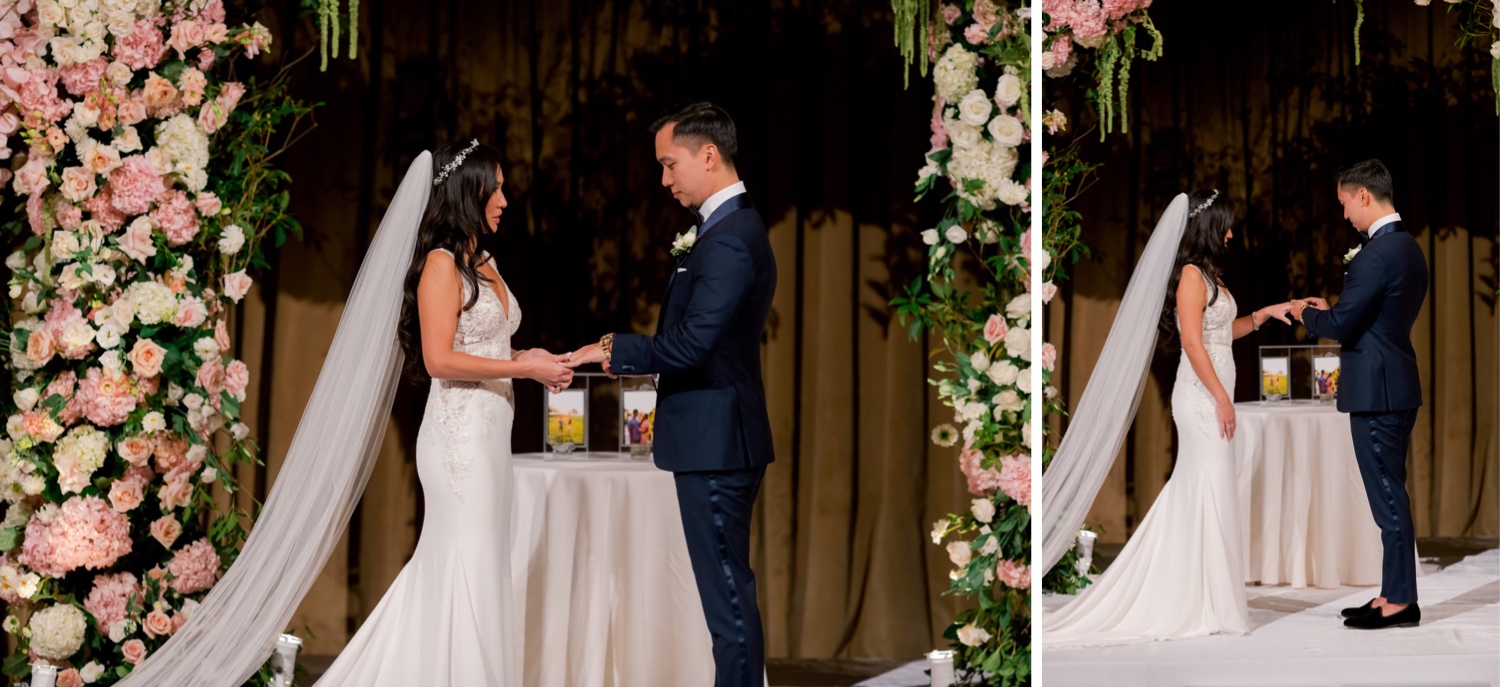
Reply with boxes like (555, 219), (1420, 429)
(1039, 549), (1500, 687)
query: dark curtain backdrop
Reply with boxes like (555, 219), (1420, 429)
(1044, 0), (1498, 545)
(216, 0), (970, 660)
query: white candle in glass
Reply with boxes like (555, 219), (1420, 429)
(30, 663), (58, 688)
(928, 650), (955, 687)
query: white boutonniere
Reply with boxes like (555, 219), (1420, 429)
(671, 226), (697, 257)
(1343, 245), (1362, 264)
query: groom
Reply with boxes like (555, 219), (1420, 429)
(571, 102), (776, 686)
(1292, 159), (1428, 630)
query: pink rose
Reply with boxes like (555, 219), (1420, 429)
(964, 23), (989, 45)
(57, 669), (82, 687)
(983, 313), (1009, 346)
(1042, 280), (1057, 304)
(55, 201), (83, 229)
(117, 95), (148, 126)
(150, 515), (182, 548)
(172, 611), (188, 633)
(158, 476), (193, 512)
(142, 72), (180, 117)
(59, 166), (98, 203)
(223, 270), (252, 303)
(941, 4), (962, 24)
(118, 217), (158, 263)
(196, 357), (226, 395)
(1041, 343), (1057, 372)
(14, 156), (50, 195)
(122, 638), (148, 664)
(998, 559), (1030, 589)
(197, 49), (217, 70)
(169, 20), (207, 57)
(173, 300), (208, 328)
(117, 435), (154, 466)
(128, 338), (167, 377)
(26, 329), (55, 365)
(194, 192), (221, 217)
(214, 319), (231, 351)
(83, 143), (122, 176)
(225, 360), (248, 401)
(143, 609), (174, 639)
(107, 479), (144, 515)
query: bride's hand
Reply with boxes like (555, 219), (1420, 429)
(527, 358), (574, 394)
(1260, 303), (1294, 325)
(1216, 397), (1237, 440)
(516, 348), (560, 362)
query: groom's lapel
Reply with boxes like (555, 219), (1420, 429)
(661, 194), (751, 303)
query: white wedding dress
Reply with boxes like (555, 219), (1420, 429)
(1044, 265), (1252, 647)
(317, 250), (521, 685)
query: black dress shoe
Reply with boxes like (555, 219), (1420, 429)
(1344, 602), (1421, 629)
(1341, 598), (1378, 618)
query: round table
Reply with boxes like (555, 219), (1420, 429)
(1232, 401), (1396, 588)
(510, 453), (713, 686)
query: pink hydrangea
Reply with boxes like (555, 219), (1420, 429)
(22, 497), (133, 576)
(59, 57), (109, 97)
(997, 559), (1030, 589)
(153, 433), (189, 474)
(998, 453), (1030, 507)
(151, 190), (200, 245)
(168, 538), (221, 594)
(7, 67), (69, 123)
(929, 98), (948, 149)
(84, 571), (142, 632)
(960, 447), (1003, 497)
(85, 187), (127, 232)
(115, 20), (170, 71)
(42, 300), (92, 359)
(55, 200), (83, 229)
(26, 192), (47, 236)
(1065, 0), (1108, 41)
(108, 156), (167, 215)
(77, 367), (139, 427)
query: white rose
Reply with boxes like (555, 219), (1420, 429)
(62, 320), (97, 351)
(931, 518), (949, 545)
(142, 411), (166, 433)
(1004, 326), (1031, 361)
(988, 114), (1024, 147)
(114, 125), (142, 153)
(957, 623), (993, 647)
(107, 620), (132, 643)
(13, 389), (39, 412)
(987, 360), (1019, 386)
(37, 0), (65, 26)
(168, 383), (185, 404)
(947, 540), (972, 567)
(957, 89), (993, 126)
(971, 498), (995, 524)
(4, 251), (26, 270)
(1016, 368), (1032, 394)
(970, 350), (990, 373)
(994, 73), (1023, 108)
(945, 225), (968, 244)
(980, 535), (1000, 556)
(51, 230), (81, 260)
(218, 224), (245, 254)
(946, 118), (982, 150)
(99, 349), (122, 371)
(921, 229), (940, 246)
(231, 422), (250, 440)
(201, 466), (217, 483)
(184, 393), (204, 410)
(994, 389), (1025, 413)
(1491, 41), (1500, 59)
(80, 661), (105, 683)
(95, 322), (123, 349)
(187, 444), (207, 464)
(1006, 293), (1031, 321)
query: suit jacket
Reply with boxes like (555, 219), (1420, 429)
(610, 193), (778, 472)
(1302, 221), (1427, 414)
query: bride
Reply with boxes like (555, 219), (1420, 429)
(116, 141), (573, 686)
(1043, 189), (1294, 647)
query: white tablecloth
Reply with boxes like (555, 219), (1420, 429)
(510, 453), (713, 686)
(1233, 402), (1389, 588)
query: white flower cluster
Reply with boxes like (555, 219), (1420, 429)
(933, 44), (980, 102)
(155, 113), (212, 191)
(126, 280), (180, 325)
(1, 439), (48, 500)
(0, 564), (41, 600)
(53, 425), (110, 494)
(27, 603), (87, 659)
(926, 62), (1029, 212)
(38, 0), (157, 66)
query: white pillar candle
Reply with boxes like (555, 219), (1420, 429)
(269, 633), (303, 687)
(30, 663), (58, 688)
(928, 650), (955, 687)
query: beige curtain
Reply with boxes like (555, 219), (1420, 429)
(212, 0), (966, 660)
(1044, 0), (1498, 544)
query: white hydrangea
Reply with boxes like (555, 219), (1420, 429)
(126, 281), (179, 325)
(27, 604), (87, 659)
(155, 114), (210, 180)
(997, 178), (1028, 207)
(54, 425), (110, 494)
(142, 411), (166, 433)
(933, 44), (980, 102)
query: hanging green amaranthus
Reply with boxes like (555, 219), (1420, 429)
(309, 0), (360, 71)
(893, 0), (937, 87)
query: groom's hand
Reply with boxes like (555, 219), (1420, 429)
(1302, 296), (1330, 310)
(1290, 299), (1308, 322)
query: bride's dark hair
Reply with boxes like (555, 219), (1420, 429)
(397, 140), (505, 384)
(1159, 188), (1234, 352)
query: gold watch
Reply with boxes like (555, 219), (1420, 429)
(600, 333), (615, 363)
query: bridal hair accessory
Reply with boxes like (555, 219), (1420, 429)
(433, 139), (481, 186)
(1189, 189), (1219, 218)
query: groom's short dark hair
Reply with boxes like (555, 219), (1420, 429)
(651, 101), (738, 170)
(1337, 159), (1394, 203)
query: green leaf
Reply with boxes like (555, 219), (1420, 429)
(0, 527), (19, 551)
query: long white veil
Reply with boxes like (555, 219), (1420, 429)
(1040, 193), (1190, 572)
(119, 152), (434, 686)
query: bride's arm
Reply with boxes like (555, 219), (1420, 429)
(418, 252), (571, 387)
(1231, 302), (1292, 340)
(1178, 267), (1237, 439)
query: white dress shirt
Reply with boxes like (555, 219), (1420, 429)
(696, 181), (747, 228)
(1366, 212), (1402, 238)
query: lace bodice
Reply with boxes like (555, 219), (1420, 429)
(1173, 265), (1237, 436)
(426, 249), (520, 500)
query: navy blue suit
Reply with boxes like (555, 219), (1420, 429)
(610, 191), (776, 686)
(1302, 220), (1427, 604)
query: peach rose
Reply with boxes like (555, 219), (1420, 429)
(171, 611), (187, 633)
(143, 609), (173, 638)
(122, 638), (148, 664)
(26, 329), (55, 366)
(158, 477), (193, 512)
(150, 514), (182, 548)
(60, 166), (98, 203)
(84, 143), (123, 176)
(118, 96), (147, 126)
(222, 270), (251, 303)
(128, 338), (166, 377)
(119, 217), (157, 263)
(142, 73), (179, 115)
(56, 669), (82, 687)
(983, 313), (1009, 347)
(109, 478), (145, 512)
(195, 358), (225, 395)
(213, 319), (231, 351)
(118, 435), (153, 465)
